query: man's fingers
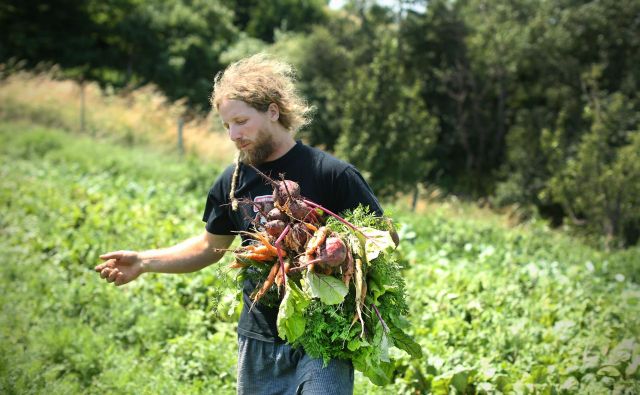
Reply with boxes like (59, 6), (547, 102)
(95, 259), (115, 272)
(115, 272), (125, 286)
(108, 269), (119, 282)
(100, 267), (112, 279)
(99, 251), (123, 261)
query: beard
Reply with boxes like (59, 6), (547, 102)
(238, 128), (277, 165)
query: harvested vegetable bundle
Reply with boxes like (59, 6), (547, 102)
(226, 169), (422, 386)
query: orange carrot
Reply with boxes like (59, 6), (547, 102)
(229, 261), (248, 269)
(253, 262), (280, 301)
(253, 232), (279, 256)
(237, 252), (274, 262)
(304, 222), (318, 233)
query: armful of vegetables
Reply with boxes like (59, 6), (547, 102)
(222, 167), (422, 386)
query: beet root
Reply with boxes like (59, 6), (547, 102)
(288, 200), (316, 222)
(316, 236), (347, 267)
(267, 207), (286, 222)
(285, 222), (310, 252)
(265, 220), (286, 237)
(273, 180), (301, 207)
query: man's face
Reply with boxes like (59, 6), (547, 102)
(218, 99), (277, 165)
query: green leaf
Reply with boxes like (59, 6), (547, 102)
(450, 367), (472, 394)
(277, 281), (310, 343)
(380, 330), (391, 362)
(362, 227), (396, 262)
(626, 356), (640, 378)
(389, 325), (423, 358)
(560, 377), (579, 392)
(597, 366), (621, 377)
(347, 337), (368, 352)
(367, 265), (398, 304)
(305, 271), (348, 305)
(353, 352), (394, 386)
(605, 339), (634, 367)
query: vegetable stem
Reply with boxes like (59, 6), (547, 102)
(303, 199), (361, 233)
(371, 303), (389, 334)
(275, 224), (291, 289)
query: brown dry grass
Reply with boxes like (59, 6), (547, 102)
(0, 68), (236, 164)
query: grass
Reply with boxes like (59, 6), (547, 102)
(0, 68), (236, 163)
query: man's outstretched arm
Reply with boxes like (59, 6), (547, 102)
(95, 231), (235, 286)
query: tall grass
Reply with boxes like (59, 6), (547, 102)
(0, 67), (235, 163)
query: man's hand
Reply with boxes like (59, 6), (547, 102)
(95, 251), (144, 286)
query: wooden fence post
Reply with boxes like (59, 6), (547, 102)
(80, 80), (86, 133)
(177, 118), (184, 155)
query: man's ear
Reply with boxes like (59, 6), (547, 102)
(267, 103), (280, 122)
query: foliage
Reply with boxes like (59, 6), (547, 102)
(0, 0), (238, 109)
(229, 0), (328, 43)
(0, 122), (239, 394)
(545, 86), (640, 247)
(335, 34), (439, 199)
(273, 207), (419, 385)
(3, 0), (640, 242)
(1, 121), (638, 393)
(493, 0), (640, 243)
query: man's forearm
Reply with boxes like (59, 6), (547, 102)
(139, 234), (225, 274)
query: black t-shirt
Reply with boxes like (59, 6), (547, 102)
(202, 140), (382, 342)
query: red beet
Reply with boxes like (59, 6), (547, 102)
(265, 220), (286, 237)
(284, 222), (310, 252)
(273, 180), (301, 206)
(288, 200), (315, 221)
(316, 236), (347, 267)
(267, 207), (286, 221)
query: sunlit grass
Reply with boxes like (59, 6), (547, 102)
(0, 68), (236, 164)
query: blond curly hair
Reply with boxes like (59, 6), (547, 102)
(211, 53), (313, 133)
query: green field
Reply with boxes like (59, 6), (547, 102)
(1, 121), (638, 394)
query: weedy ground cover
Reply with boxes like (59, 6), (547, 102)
(0, 121), (638, 394)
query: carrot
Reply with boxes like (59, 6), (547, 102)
(246, 244), (280, 257)
(229, 260), (248, 269)
(253, 262), (280, 301)
(304, 222), (318, 232)
(305, 226), (329, 257)
(254, 232), (279, 256)
(275, 225), (291, 290)
(237, 231), (279, 256)
(237, 252), (274, 262)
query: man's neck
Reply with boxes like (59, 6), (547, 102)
(266, 131), (296, 162)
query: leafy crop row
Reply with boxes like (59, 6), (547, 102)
(1, 122), (638, 394)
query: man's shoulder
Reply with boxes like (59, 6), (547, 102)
(299, 142), (352, 174)
(218, 163), (239, 181)
(207, 163), (237, 193)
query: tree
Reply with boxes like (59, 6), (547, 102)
(335, 34), (438, 198)
(1, 0), (238, 110)
(545, 71), (640, 247)
(497, 0), (640, 233)
(227, 0), (328, 42)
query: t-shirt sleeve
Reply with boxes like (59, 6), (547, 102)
(202, 175), (235, 235)
(332, 166), (383, 216)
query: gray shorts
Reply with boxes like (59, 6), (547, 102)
(236, 334), (354, 395)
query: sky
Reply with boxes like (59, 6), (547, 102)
(328, 0), (426, 13)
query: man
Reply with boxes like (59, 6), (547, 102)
(95, 54), (383, 394)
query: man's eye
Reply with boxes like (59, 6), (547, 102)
(237, 119), (247, 125)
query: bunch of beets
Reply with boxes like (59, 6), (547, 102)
(225, 166), (397, 324)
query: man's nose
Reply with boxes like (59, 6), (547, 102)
(229, 125), (242, 141)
